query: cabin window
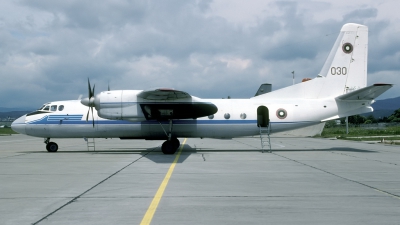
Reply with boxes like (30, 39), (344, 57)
(240, 113), (247, 119)
(51, 105), (57, 111)
(224, 113), (230, 119)
(58, 105), (64, 111)
(208, 115), (214, 119)
(43, 106), (50, 111)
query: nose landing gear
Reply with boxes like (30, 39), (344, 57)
(44, 138), (58, 152)
(159, 120), (181, 154)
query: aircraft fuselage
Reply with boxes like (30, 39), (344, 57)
(12, 97), (338, 139)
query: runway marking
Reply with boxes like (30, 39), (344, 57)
(374, 189), (400, 200)
(274, 152), (400, 201)
(140, 138), (186, 225)
(31, 147), (157, 225)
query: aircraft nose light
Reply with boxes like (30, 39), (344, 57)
(11, 115), (27, 134)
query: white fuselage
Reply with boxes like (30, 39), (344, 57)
(12, 97), (346, 139)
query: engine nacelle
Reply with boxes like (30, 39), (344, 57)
(95, 90), (145, 121)
(91, 89), (218, 121)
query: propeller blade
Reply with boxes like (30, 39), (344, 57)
(92, 84), (95, 100)
(91, 107), (94, 127)
(88, 78), (92, 98)
(86, 108), (90, 122)
(86, 78), (96, 128)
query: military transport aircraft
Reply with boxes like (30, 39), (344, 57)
(11, 23), (392, 154)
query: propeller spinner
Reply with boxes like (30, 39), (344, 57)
(80, 79), (96, 127)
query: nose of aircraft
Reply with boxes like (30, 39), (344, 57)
(11, 115), (27, 134)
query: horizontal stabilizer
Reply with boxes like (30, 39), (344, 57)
(321, 106), (373, 122)
(138, 88), (191, 100)
(336, 84), (393, 101)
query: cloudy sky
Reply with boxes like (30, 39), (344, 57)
(1, 0), (399, 109)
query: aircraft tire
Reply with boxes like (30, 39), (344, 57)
(161, 141), (175, 154)
(47, 142), (58, 152)
(171, 138), (180, 150)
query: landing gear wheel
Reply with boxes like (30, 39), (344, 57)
(161, 141), (175, 154)
(46, 142), (58, 152)
(171, 138), (180, 150)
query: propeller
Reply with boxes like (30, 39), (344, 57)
(80, 78), (96, 127)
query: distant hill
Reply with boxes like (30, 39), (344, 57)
(0, 111), (31, 120)
(372, 96), (400, 110)
(0, 107), (34, 112)
(365, 96), (400, 118)
(0, 107), (34, 120)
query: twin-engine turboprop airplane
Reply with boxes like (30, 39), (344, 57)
(12, 23), (392, 154)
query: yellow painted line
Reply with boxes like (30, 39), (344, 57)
(140, 138), (187, 225)
(374, 188), (400, 200)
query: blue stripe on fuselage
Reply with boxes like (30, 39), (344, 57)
(26, 114), (313, 126)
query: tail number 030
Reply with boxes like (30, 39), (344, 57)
(331, 67), (347, 75)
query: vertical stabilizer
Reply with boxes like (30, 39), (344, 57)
(317, 23), (368, 98)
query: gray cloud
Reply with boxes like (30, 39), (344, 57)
(343, 7), (378, 22)
(0, 0), (399, 108)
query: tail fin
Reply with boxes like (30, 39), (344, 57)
(253, 23), (368, 100)
(317, 23), (368, 98)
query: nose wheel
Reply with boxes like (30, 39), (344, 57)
(161, 138), (180, 154)
(158, 120), (181, 154)
(45, 138), (59, 152)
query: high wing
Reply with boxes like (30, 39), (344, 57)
(137, 88), (217, 120)
(336, 84), (393, 101)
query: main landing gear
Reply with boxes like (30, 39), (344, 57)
(44, 138), (58, 152)
(160, 120), (181, 154)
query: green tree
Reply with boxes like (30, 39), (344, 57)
(325, 120), (337, 128)
(366, 115), (377, 123)
(348, 115), (366, 125)
(388, 109), (400, 122)
(379, 116), (388, 123)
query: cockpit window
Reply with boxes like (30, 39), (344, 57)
(43, 106), (50, 111)
(51, 105), (57, 111)
(58, 105), (64, 111)
(38, 105), (46, 110)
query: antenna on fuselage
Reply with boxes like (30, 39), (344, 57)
(292, 71), (295, 85)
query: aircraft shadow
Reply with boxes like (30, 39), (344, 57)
(20, 145), (376, 164)
(142, 146), (377, 164)
(267, 147), (377, 153)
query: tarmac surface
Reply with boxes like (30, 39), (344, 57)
(0, 134), (399, 225)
